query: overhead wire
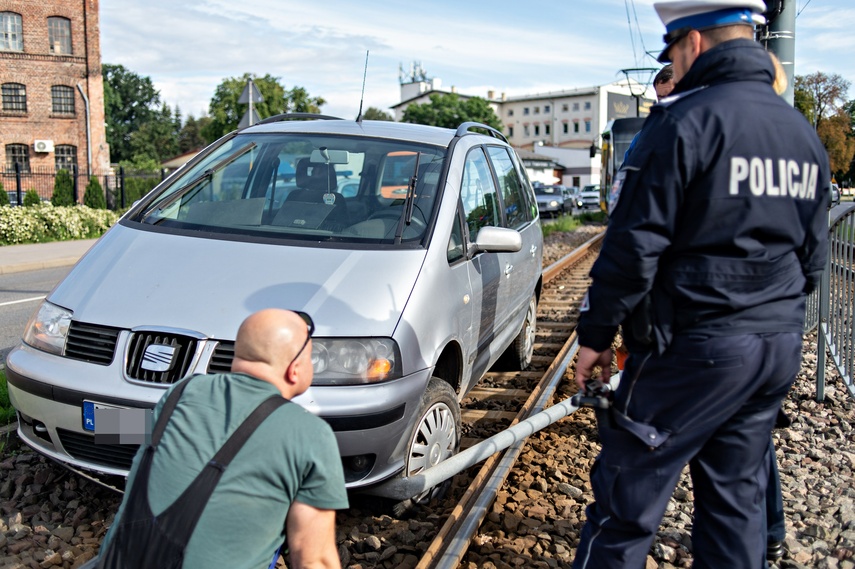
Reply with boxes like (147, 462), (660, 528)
(624, 0), (639, 67)
(796, 0), (813, 18)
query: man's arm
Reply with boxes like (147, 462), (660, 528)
(286, 501), (341, 569)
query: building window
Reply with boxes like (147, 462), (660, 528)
(1, 83), (27, 112)
(584, 101), (592, 110)
(48, 17), (72, 55)
(573, 176), (580, 187)
(508, 109), (514, 117)
(508, 126), (514, 137)
(545, 124), (551, 135)
(534, 106), (540, 114)
(562, 104), (569, 112)
(534, 125), (540, 136)
(574, 122), (580, 133)
(523, 107), (530, 115)
(51, 85), (75, 114)
(5, 144), (30, 173)
(523, 125), (530, 137)
(563, 123), (569, 134)
(585, 120), (592, 132)
(573, 102), (580, 111)
(55, 145), (77, 171)
(0, 12), (23, 51)
(544, 105), (550, 113)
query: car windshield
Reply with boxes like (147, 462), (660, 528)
(534, 186), (560, 195)
(129, 132), (447, 246)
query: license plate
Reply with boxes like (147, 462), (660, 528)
(82, 400), (125, 432)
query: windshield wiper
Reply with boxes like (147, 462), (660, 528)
(394, 152), (422, 243)
(139, 142), (257, 223)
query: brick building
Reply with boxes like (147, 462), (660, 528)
(1, 0), (109, 195)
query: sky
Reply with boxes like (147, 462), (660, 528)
(100, 1), (855, 121)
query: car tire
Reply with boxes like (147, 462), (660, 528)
(497, 293), (537, 371)
(392, 377), (460, 517)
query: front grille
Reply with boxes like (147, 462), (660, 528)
(57, 429), (139, 471)
(65, 321), (121, 365)
(208, 341), (235, 373)
(126, 332), (196, 384)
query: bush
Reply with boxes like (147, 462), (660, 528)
(83, 177), (107, 209)
(23, 190), (41, 206)
(0, 184), (8, 207)
(51, 169), (74, 207)
(0, 203), (120, 245)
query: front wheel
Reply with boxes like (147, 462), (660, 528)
(393, 378), (460, 517)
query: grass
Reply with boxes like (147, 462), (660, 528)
(541, 210), (607, 239)
(0, 369), (17, 426)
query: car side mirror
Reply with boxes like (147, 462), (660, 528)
(470, 226), (522, 253)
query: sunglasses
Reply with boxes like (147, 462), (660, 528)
(289, 311), (315, 368)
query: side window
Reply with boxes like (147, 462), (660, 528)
(487, 146), (531, 229)
(447, 205), (465, 263)
(460, 148), (500, 241)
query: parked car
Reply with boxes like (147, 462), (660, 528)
(831, 183), (841, 207)
(579, 184), (601, 210)
(534, 184), (571, 217)
(6, 116), (543, 500)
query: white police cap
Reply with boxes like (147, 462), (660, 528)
(654, 0), (767, 62)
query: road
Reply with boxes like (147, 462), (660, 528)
(0, 266), (71, 364)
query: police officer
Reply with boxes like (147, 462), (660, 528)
(572, 1), (829, 568)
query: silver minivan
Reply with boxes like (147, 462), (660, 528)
(6, 117), (543, 493)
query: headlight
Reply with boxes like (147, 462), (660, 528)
(549, 200), (559, 207)
(23, 301), (72, 356)
(310, 338), (401, 385)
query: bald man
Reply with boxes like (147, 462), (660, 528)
(95, 309), (348, 569)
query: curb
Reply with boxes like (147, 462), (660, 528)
(0, 257), (81, 275)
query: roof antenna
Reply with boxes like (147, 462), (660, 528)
(356, 50), (369, 123)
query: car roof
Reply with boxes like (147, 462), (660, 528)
(243, 118), (464, 147)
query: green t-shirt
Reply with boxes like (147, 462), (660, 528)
(101, 373), (348, 569)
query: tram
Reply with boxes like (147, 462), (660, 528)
(599, 116), (646, 214)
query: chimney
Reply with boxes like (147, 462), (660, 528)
(487, 90), (495, 99)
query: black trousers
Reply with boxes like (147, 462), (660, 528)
(573, 332), (802, 569)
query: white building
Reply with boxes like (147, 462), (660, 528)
(391, 68), (656, 185)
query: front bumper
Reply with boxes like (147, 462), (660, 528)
(6, 343), (432, 488)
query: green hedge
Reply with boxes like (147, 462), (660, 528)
(0, 203), (120, 245)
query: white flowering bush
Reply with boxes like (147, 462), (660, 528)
(0, 204), (120, 245)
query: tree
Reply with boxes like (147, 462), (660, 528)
(103, 64), (164, 163)
(23, 190), (41, 206)
(202, 74), (326, 141)
(795, 72), (851, 131)
(401, 93), (503, 131)
(52, 169), (74, 206)
(362, 107), (394, 121)
(0, 181), (8, 206)
(83, 177), (107, 209)
(128, 102), (181, 163)
(178, 114), (213, 152)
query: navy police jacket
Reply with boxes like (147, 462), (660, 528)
(577, 39), (830, 354)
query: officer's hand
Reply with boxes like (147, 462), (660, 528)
(574, 346), (613, 392)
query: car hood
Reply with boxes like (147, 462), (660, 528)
(49, 225), (427, 339)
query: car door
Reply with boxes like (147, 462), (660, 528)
(486, 145), (540, 349)
(459, 147), (505, 378)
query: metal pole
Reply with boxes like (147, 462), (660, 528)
(72, 164), (79, 204)
(76, 84), (93, 175)
(762, 0), (796, 106)
(15, 162), (22, 206)
(119, 166), (126, 209)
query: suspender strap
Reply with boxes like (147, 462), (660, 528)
(151, 375), (196, 446)
(208, 396), (288, 468)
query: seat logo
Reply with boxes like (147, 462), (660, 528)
(141, 344), (176, 372)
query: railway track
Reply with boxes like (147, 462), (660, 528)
(336, 230), (604, 569)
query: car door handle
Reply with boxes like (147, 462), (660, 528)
(504, 263), (514, 277)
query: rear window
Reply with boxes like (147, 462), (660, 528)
(130, 133), (446, 246)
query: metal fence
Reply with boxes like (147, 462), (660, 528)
(0, 163), (169, 210)
(814, 203), (855, 401)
